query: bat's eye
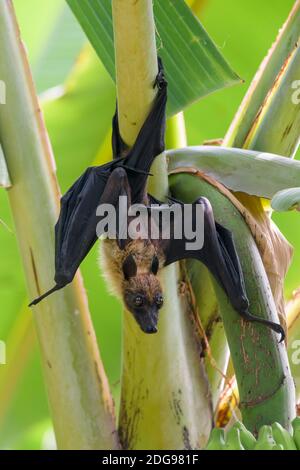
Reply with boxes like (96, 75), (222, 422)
(134, 295), (144, 307)
(155, 294), (164, 308)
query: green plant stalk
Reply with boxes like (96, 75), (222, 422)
(186, 258), (229, 410)
(112, 0), (158, 147)
(193, 1), (300, 425)
(0, 45), (116, 437)
(165, 112), (187, 149)
(113, 0), (213, 449)
(223, 0), (300, 151)
(165, 118), (229, 409)
(166, 113), (229, 409)
(240, 44), (300, 157)
(0, 0), (118, 450)
(170, 173), (295, 434)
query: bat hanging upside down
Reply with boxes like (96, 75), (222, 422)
(29, 59), (285, 342)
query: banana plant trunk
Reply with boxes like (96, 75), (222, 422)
(112, 0), (213, 450)
(169, 1), (300, 432)
(0, 0), (118, 450)
(170, 173), (295, 433)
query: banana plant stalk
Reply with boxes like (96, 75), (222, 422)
(174, 1), (300, 428)
(222, 0), (300, 428)
(170, 0), (300, 415)
(166, 119), (229, 409)
(224, 0), (300, 154)
(170, 173), (295, 433)
(112, 0), (213, 449)
(0, 0), (118, 450)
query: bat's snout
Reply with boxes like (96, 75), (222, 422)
(133, 307), (159, 335)
(143, 324), (158, 334)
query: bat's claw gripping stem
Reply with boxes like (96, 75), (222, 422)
(153, 57), (167, 90)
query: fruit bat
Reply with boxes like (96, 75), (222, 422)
(29, 60), (284, 342)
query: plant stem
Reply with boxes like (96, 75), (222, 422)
(0, 0), (118, 450)
(170, 173), (296, 434)
(112, 0), (158, 147)
(223, 0), (300, 152)
(112, 0), (213, 449)
(208, 1), (299, 429)
(165, 117), (229, 409)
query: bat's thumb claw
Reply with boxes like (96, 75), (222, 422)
(28, 284), (62, 307)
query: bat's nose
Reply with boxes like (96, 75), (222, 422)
(144, 325), (158, 334)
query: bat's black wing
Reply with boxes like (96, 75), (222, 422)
(29, 166), (109, 305)
(155, 196), (285, 341)
(29, 165), (132, 306)
(29, 59), (168, 306)
(112, 58), (167, 203)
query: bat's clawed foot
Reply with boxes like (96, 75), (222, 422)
(153, 57), (167, 90)
(272, 323), (286, 344)
(241, 309), (286, 343)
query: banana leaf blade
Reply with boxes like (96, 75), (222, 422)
(66, 0), (240, 116)
(167, 145), (300, 199)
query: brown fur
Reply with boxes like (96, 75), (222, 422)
(99, 238), (165, 301)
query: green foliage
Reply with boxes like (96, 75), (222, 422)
(0, 0), (299, 450)
(205, 418), (300, 450)
(168, 146), (300, 199)
(66, 0), (240, 115)
(14, 0), (85, 93)
(272, 188), (300, 212)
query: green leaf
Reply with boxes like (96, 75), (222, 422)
(272, 188), (300, 212)
(168, 146), (300, 199)
(66, 0), (240, 115)
(42, 46), (116, 189)
(14, 0), (64, 66)
(33, 5), (86, 93)
(14, 0), (85, 93)
(224, 0), (300, 153)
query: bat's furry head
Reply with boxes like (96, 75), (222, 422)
(100, 240), (164, 334)
(122, 254), (163, 334)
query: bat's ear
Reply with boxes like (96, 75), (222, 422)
(150, 255), (159, 275)
(122, 254), (137, 280)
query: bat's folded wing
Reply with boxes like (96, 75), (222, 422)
(112, 58), (168, 204)
(161, 196), (284, 341)
(29, 166), (111, 306)
(54, 167), (110, 286)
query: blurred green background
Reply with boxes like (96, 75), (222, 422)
(0, 0), (298, 449)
